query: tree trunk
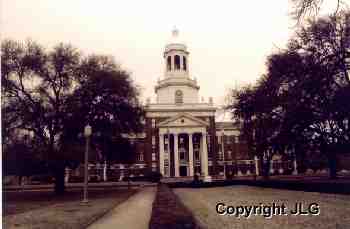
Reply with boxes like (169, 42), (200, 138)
(260, 153), (270, 180)
(327, 153), (337, 179)
(263, 160), (271, 179)
(53, 162), (65, 195)
(18, 175), (23, 186)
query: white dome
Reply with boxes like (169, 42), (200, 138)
(165, 27), (187, 52)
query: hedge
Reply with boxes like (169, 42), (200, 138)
(149, 184), (201, 229)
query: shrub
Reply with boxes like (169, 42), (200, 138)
(124, 171), (162, 182)
(149, 184), (201, 229)
(68, 176), (84, 183)
(147, 171), (162, 183)
(30, 175), (54, 184)
(89, 175), (101, 182)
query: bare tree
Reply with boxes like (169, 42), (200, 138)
(290, 0), (346, 22)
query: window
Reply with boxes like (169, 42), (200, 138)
(152, 119), (156, 128)
(195, 151), (200, 160)
(226, 136), (232, 144)
(218, 151), (223, 161)
(152, 153), (156, 161)
(180, 137), (184, 144)
(207, 134), (211, 149)
(152, 136), (156, 148)
(165, 166), (169, 176)
(164, 135), (169, 152)
(183, 56), (187, 70)
(175, 90), (183, 104)
(174, 55), (180, 70)
(138, 152), (144, 161)
(235, 136), (241, 143)
(167, 56), (171, 71)
(227, 150), (232, 160)
(180, 152), (185, 160)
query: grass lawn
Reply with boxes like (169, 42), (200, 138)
(3, 187), (137, 229)
(174, 185), (350, 229)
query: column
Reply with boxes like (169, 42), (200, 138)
(188, 133), (194, 176)
(103, 160), (107, 181)
(201, 132), (209, 177)
(171, 55), (174, 71)
(174, 133), (179, 177)
(254, 156), (260, 176)
(180, 55), (183, 71)
(278, 160), (284, 174)
(119, 164), (124, 181)
(165, 133), (170, 177)
(159, 133), (165, 176)
(246, 161), (251, 176)
(270, 160), (274, 174)
(293, 158), (298, 175)
(234, 136), (239, 176)
(65, 167), (70, 183)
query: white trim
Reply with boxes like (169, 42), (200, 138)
(158, 127), (206, 135)
(146, 111), (216, 118)
(158, 112), (209, 127)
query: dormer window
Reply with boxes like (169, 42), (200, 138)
(175, 90), (183, 104)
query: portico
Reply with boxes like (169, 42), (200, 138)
(158, 114), (209, 178)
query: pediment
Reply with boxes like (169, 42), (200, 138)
(158, 113), (209, 127)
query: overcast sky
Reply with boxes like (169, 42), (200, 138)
(2, 0), (342, 105)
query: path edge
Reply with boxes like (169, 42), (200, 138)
(81, 189), (139, 229)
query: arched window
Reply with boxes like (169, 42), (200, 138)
(138, 152), (144, 161)
(174, 55), (180, 70)
(175, 90), (183, 104)
(167, 56), (171, 71)
(183, 56), (187, 70)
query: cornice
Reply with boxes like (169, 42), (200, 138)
(155, 80), (200, 92)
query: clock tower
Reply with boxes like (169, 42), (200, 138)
(155, 28), (200, 104)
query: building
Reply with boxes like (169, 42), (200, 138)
(142, 29), (251, 180)
(69, 29), (260, 182)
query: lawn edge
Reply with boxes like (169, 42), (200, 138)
(80, 189), (138, 229)
(168, 179), (350, 195)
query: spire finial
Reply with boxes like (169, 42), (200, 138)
(172, 26), (179, 37)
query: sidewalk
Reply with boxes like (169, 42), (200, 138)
(87, 187), (156, 229)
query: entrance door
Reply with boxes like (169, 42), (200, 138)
(180, 166), (187, 176)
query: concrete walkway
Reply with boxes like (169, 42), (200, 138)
(87, 187), (156, 229)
